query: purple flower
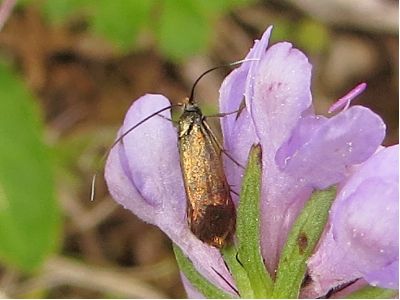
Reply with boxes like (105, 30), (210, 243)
(105, 26), (395, 297)
(303, 145), (399, 297)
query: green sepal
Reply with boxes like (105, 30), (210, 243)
(173, 244), (235, 299)
(273, 187), (337, 298)
(346, 285), (398, 299)
(235, 144), (273, 298)
(222, 245), (254, 298)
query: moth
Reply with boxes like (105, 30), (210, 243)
(178, 100), (235, 248)
(95, 59), (255, 248)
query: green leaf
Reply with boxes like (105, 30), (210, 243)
(346, 286), (398, 299)
(295, 19), (330, 55)
(40, 0), (154, 51)
(156, 0), (210, 61)
(273, 187), (337, 298)
(91, 0), (155, 50)
(270, 20), (295, 43)
(28, 0), (254, 58)
(40, 0), (85, 23)
(195, 0), (254, 15)
(235, 144), (273, 298)
(173, 244), (234, 299)
(0, 62), (60, 271)
(155, 0), (254, 61)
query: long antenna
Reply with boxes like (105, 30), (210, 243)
(188, 58), (259, 104)
(108, 104), (181, 152)
(92, 58), (259, 200)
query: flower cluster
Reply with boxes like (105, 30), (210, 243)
(105, 26), (398, 298)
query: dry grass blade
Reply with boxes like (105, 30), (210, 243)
(14, 256), (167, 299)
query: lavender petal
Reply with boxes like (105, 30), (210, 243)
(276, 106), (386, 189)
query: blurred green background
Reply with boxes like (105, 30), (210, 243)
(0, 0), (398, 298)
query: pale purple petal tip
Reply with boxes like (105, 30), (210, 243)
(105, 94), (180, 222)
(219, 25), (272, 144)
(276, 106), (386, 189)
(119, 94), (186, 214)
(329, 83), (367, 113)
(250, 42), (313, 151)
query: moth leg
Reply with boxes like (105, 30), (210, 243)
(230, 189), (239, 197)
(206, 99), (246, 119)
(202, 119), (245, 169)
(221, 148), (244, 169)
(156, 114), (173, 123)
(211, 267), (239, 296)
